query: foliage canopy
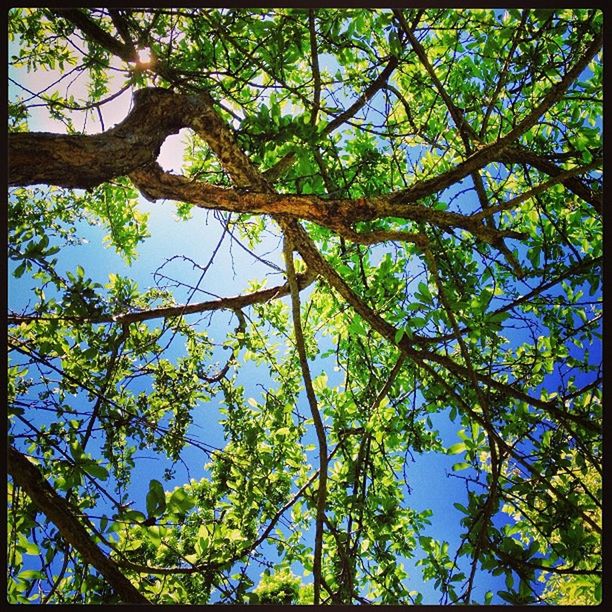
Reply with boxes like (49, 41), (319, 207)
(8, 7), (602, 605)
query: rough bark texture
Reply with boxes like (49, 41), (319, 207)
(9, 88), (184, 188)
(8, 446), (150, 604)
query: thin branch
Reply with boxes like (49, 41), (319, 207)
(480, 10), (529, 137)
(308, 10), (321, 127)
(50, 9), (137, 62)
(9, 76), (132, 112)
(108, 9), (135, 53)
(8, 269), (317, 326)
(418, 360), (601, 536)
(117, 443), (344, 576)
(265, 51), (401, 182)
(81, 325), (129, 450)
(322, 55), (399, 137)
(283, 235), (328, 604)
(471, 159), (602, 221)
(393, 9), (479, 143)
(499, 145), (602, 213)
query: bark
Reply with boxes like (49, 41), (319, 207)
(129, 161), (525, 244)
(8, 446), (150, 604)
(9, 88), (184, 188)
(9, 24), (600, 230)
(284, 238), (328, 604)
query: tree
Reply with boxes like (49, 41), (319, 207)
(7, 7), (602, 605)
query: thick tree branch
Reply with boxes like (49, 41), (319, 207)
(9, 88), (184, 187)
(38, 9), (601, 218)
(129, 160), (524, 245)
(51, 9), (137, 62)
(16, 84), (595, 254)
(8, 446), (150, 604)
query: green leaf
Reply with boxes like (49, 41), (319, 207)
(69, 440), (85, 462)
(417, 281), (432, 302)
(595, 581), (602, 603)
(447, 442), (466, 455)
(488, 311), (509, 325)
(18, 569), (43, 580)
(20, 540), (40, 556)
(123, 509), (147, 524)
(168, 488), (195, 514)
(146, 479), (167, 518)
(13, 262), (27, 278)
(83, 461), (109, 481)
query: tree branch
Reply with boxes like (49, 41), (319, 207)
(9, 88), (184, 187)
(129, 160), (524, 245)
(8, 269), (317, 326)
(283, 236), (328, 605)
(308, 10), (321, 127)
(393, 9), (479, 143)
(499, 145), (602, 213)
(8, 446), (150, 604)
(51, 8), (137, 62)
(322, 55), (399, 137)
(471, 159), (602, 221)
